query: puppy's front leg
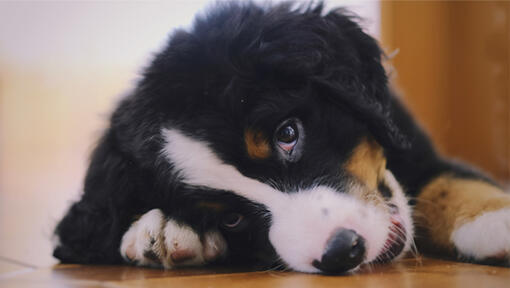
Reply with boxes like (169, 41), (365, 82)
(120, 209), (227, 268)
(415, 175), (510, 265)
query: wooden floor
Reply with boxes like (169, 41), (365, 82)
(1, 257), (509, 288)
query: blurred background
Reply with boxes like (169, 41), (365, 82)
(0, 0), (508, 271)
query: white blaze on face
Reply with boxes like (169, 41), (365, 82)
(161, 128), (410, 272)
(161, 128), (284, 205)
(269, 186), (390, 272)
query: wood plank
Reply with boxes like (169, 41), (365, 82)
(1, 258), (509, 288)
(0, 258), (34, 279)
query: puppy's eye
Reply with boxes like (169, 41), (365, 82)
(274, 118), (304, 162)
(276, 123), (298, 152)
(222, 213), (244, 228)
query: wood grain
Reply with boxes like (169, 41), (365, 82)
(381, 1), (510, 183)
(1, 258), (509, 288)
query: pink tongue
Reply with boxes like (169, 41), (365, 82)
(391, 213), (403, 225)
(373, 214), (407, 264)
(384, 215), (405, 251)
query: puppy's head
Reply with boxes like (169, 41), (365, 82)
(125, 2), (413, 273)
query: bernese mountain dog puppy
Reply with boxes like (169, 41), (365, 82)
(53, 1), (510, 274)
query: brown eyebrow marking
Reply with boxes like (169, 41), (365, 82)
(196, 201), (225, 212)
(244, 129), (271, 160)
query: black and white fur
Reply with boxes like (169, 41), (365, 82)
(53, 1), (510, 273)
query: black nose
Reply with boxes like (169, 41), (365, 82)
(312, 229), (366, 273)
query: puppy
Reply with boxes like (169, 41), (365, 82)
(53, 2), (510, 273)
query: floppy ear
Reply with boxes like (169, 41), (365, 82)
(53, 129), (143, 264)
(321, 9), (410, 150)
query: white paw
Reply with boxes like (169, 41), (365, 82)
(120, 209), (227, 268)
(452, 208), (510, 263)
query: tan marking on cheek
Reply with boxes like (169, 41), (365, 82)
(344, 139), (387, 191)
(415, 175), (510, 253)
(244, 129), (271, 160)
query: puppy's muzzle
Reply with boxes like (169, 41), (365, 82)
(312, 228), (366, 273)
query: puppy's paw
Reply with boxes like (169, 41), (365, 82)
(120, 209), (227, 268)
(452, 208), (510, 265)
